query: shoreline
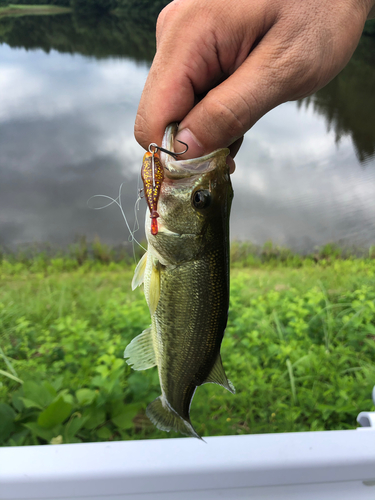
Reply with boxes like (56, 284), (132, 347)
(0, 4), (72, 18)
(1, 240), (375, 274)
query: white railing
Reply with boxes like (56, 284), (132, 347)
(1, 387), (374, 500)
(357, 385), (375, 428)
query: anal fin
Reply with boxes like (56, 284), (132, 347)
(124, 327), (156, 370)
(203, 354), (235, 394)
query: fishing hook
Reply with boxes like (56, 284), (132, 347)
(148, 140), (189, 159)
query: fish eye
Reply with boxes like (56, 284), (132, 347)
(192, 189), (211, 210)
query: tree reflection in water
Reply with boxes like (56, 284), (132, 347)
(300, 36), (375, 164)
(0, 12), (157, 61)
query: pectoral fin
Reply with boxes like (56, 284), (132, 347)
(124, 327), (156, 370)
(132, 252), (148, 290)
(148, 258), (160, 315)
(204, 354), (235, 394)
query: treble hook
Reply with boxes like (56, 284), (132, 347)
(148, 140), (189, 159)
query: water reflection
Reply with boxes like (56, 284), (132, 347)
(0, 48), (148, 248)
(0, 15), (374, 251)
(0, 12), (156, 61)
(234, 103), (375, 251)
(302, 37), (375, 163)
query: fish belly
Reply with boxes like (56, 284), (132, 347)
(147, 255), (229, 437)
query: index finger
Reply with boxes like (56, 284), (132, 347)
(134, 56), (195, 152)
(134, 1), (227, 156)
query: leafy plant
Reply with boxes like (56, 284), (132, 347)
(0, 255), (375, 444)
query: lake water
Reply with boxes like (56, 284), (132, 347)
(1, 14), (375, 253)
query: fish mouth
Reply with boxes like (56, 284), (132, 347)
(159, 123), (230, 179)
(148, 123), (232, 239)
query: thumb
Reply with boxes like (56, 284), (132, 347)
(174, 51), (285, 157)
(174, 29), (324, 157)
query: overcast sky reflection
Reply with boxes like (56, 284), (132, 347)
(1, 45), (374, 252)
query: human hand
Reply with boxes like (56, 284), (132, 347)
(135, 0), (375, 171)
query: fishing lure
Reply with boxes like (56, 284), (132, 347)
(141, 140), (188, 236)
(141, 145), (164, 236)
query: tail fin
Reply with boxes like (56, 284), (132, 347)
(146, 396), (202, 440)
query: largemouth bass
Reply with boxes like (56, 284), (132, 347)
(125, 124), (234, 439)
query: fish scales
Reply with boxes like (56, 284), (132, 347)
(156, 255), (228, 417)
(125, 123), (234, 439)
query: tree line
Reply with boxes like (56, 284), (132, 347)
(0, 5), (160, 61)
(0, 0), (171, 18)
(1, 0), (374, 36)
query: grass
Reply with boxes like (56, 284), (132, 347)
(0, 248), (374, 445)
(0, 4), (71, 18)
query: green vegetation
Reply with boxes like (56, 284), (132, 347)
(0, 4), (71, 17)
(0, 0), (170, 61)
(0, 245), (374, 445)
(364, 19), (375, 36)
(0, 2), (373, 65)
(1, 0), (374, 38)
(0, 0), (70, 6)
(0, 6), (159, 60)
(0, 0), (169, 18)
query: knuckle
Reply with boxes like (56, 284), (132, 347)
(156, 3), (171, 38)
(261, 40), (324, 100)
(156, 1), (188, 47)
(134, 114), (149, 148)
(157, 0), (185, 25)
(265, 7), (363, 100)
(155, 13), (164, 40)
(282, 57), (321, 96)
(287, 48), (335, 97)
(203, 94), (250, 142)
(157, 3), (168, 22)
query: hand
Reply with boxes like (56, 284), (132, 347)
(135, 0), (375, 171)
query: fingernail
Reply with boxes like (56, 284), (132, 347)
(226, 155), (236, 174)
(175, 128), (204, 159)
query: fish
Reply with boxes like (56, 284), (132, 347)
(124, 123), (234, 439)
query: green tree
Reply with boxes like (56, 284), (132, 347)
(302, 37), (375, 163)
(363, 19), (375, 36)
(71, 0), (117, 15)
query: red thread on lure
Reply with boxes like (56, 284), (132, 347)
(151, 218), (158, 236)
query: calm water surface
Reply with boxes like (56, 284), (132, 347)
(1, 14), (375, 252)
